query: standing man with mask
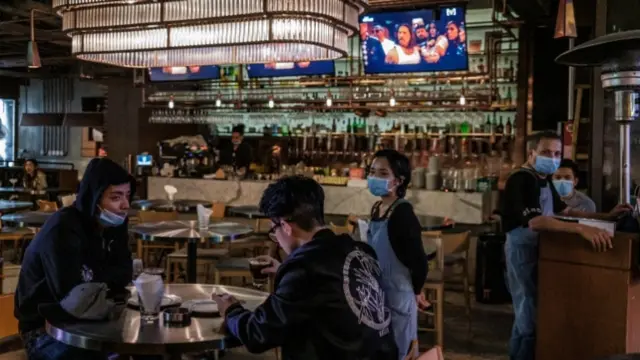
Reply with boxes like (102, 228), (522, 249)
(15, 157), (134, 360)
(501, 131), (631, 360)
(552, 159), (596, 212)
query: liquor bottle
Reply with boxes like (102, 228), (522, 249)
(491, 112), (498, 134)
(496, 116), (504, 134)
(505, 117), (513, 136)
(484, 114), (492, 134)
(504, 87), (512, 106)
(509, 60), (515, 82)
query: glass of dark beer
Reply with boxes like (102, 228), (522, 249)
(248, 258), (270, 289)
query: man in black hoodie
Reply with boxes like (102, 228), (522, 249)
(15, 157), (135, 360)
(213, 176), (398, 359)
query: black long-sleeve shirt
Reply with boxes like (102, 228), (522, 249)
(219, 141), (252, 170)
(372, 201), (428, 294)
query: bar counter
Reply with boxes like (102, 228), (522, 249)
(147, 176), (493, 224)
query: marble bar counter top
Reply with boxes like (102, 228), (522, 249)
(147, 177), (494, 225)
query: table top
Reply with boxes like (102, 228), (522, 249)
(0, 200), (33, 213)
(46, 284), (268, 355)
(132, 199), (212, 213)
(228, 206), (267, 219)
(1, 209), (139, 228)
(131, 220), (254, 242)
(0, 187), (73, 195)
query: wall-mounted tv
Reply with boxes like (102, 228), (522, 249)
(247, 61), (335, 78)
(359, 6), (468, 74)
(148, 66), (220, 82)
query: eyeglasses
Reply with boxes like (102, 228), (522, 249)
(268, 222), (283, 242)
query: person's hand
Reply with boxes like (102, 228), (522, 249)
(255, 255), (281, 275)
(608, 203), (633, 219)
(211, 293), (240, 317)
(416, 293), (431, 310)
(578, 225), (613, 252)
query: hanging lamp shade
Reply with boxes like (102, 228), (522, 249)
(51, 0), (367, 68)
(27, 40), (41, 68)
(554, 0), (577, 39)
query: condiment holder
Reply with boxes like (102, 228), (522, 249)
(162, 307), (191, 327)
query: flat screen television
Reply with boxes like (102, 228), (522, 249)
(148, 66), (220, 82)
(359, 6), (468, 74)
(246, 61), (335, 78)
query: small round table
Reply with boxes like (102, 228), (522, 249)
(415, 215), (454, 231)
(1, 211), (52, 228)
(228, 206), (266, 219)
(1, 209), (140, 228)
(132, 199), (212, 213)
(45, 284), (268, 358)
(0, 200), (33, 213)
(130, 221), (254, 283)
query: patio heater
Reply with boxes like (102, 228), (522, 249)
(556, 31), (640, 204)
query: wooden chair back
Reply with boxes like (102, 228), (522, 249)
(346, 214), (358, 234)
(37, 200), (58, 212)
(138, 211), (179, 223)
(210, 202), (226, 219)
(422, 231), (444, 272)
(441, 230), (471, 256)
(58, 194), (76, 207)
(256, 218), (272, 234)
(330, 222), (351, 235)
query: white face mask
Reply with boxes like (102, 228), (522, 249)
(98, 206), (126, 227)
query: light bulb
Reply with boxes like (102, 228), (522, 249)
(268, 99), (275, 108)
(326, 97), (333, 107)
(459, 94), (466, 106)
(389, 97), (396, 107)
(215, 98), (222, 107)
(168, 97), (174, 109)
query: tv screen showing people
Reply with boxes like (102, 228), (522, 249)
(359, 6), (468, 74)
(148, 66), (220, 81)
(247, 60), (335, 78)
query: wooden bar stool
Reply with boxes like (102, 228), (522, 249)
(441, 231), (472, 316)
(419, 231), (445, 349)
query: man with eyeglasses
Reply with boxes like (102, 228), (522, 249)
(212, 176), (397, 359)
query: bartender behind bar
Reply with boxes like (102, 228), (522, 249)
(219, 124), (252, 178)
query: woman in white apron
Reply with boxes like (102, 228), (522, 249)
(367, 149), (430, 359)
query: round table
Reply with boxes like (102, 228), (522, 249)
(414, 215), (454, 231)
(130, 221), (254, 283)
(228, 206), (267, 219)
(1, 211), (52, 227)
(1, 209), (140, 228)
(132, 199), (212, 213)
(46, 284), (268, 357)
(0, 200), (33, 213)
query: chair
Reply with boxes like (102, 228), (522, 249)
(211, 202), (226, 219)
(36, 200), (58, 212)
(0, 221), (34, 264)
(166, 248), (230, 283)
(330, 223), (351, 235)
(135, 211), (179, 267)
(58, 194), (76, 207)
(441, 231), (472, 316)
(419, 231), (444, 348)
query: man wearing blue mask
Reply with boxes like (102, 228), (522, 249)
(552, 159), (596, 213)
(15, 157), (134, 360)
(501, 131), (631, 360)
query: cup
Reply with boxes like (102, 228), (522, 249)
(134, 274), (164, 323)
(248, 258), (270, 289)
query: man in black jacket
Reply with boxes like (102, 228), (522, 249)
(15, 157), (134, 360)
(213, 176), (398, 359)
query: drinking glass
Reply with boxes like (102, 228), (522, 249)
(248, 257), (270, 289)
(9, 179), (17, 188)
(138, 289), (163, 323)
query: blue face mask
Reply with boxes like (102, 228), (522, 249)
(553, 180), (574, 197)
(533, 155), (560, 175)
(368, 176), (391, 197)
(98, 207), (126, 227)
